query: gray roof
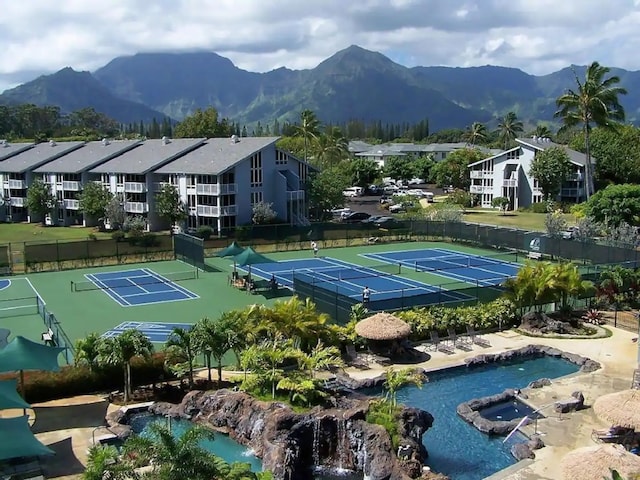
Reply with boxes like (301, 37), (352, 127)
(90, 138), (206, 174)
(155, 136), (280, 175)
(33, 139), (142, 174)
(516, 137), (591, 166)
(469, 146), (521, 167)
(355, 142), (472, 157)
(348, 140), (373, 153)
(0, 141), (85, 173)
(0, 142), (34, 161)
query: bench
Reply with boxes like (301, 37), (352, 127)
(526, 251), (543, 260)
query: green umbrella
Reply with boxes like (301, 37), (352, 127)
(0, 415), (55, 461)
(233, 247), (275, 280)
(0, 379), (30, 410)
(217, 241), (245, 275)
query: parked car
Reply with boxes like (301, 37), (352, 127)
(408, 178), (424, 185)
(380, 195), (393, 205)
(389, 201), (415, 213)
(342, 187), (364, 197)
(361, 215), (386, 224)
(330, 207), (352, 217)
(342, 212), (371, 223)
(374, 216), (397, 227)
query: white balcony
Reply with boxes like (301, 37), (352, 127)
(10, 197), (25, 207)
(470, 170), (492, 179)
(62, 180), (81, 191)
(287, 190), (305, 201)
(195, 183), (238, 195)
(125, 201), (149, 213)
(124, 182), (147, 193)
(502, 179), (518, 187)
(5, 179), (25, 189)
(566, 173), (584, 182)
(63, 199), (80, 209)
(196, 204), (237, 217)
(469, 185), (486, 194)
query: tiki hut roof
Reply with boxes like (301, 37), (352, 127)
(355, 312), (411, 341)
(561, 444), (640, 480)
(593, 389), (640, 430)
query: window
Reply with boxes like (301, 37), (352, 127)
(250, 152), (263, 187)
(276, 150), (288, 165)
(251, 191), (263, 205)
(506, 150), (520, 160)
(197, 175), (216, 184)
(298, 163), (308, 182)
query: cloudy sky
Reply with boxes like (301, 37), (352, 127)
(2, 0), (639, 93)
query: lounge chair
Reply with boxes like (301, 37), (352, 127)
(466, 325), (491, 347)
(592, 426), (635, 444)
(430, 331), (454, 354)
(447, 328), (473, 351)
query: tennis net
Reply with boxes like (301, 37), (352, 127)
(0, 296), (39, 318)
(71, 269), (199, 292)
(294, 263), (401, 282)
(414, 252), (518, 272)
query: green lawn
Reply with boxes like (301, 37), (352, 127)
(462, 209), (574, 231)
(0, 222), (112, 245)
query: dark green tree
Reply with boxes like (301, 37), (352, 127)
(528, 146), (572, 199)
(491, 196), (511, 214)
(104, 193), (126, 230)
(174, 107), (232, 138)
(78, 181), (111, 220)
(293, 109), (321, 163)
(432, 148), (483, 189)
(348, 158), (380, 188)
(25, 178), (56, 225)
(463, 122), (487, 145)
(412, 154), (436, 182)
(155, 184), (186, 231)
(555, 62), (627, 198)
(384, 156), (414, 183)
(306, 168), (350, 220)
(496, 112), (523, 149)
(585, 184), (640, 227)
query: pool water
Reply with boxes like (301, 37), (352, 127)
(480, 398), (544, 422)
(128, 413), (262, 472)
(396, 355), (580, 480)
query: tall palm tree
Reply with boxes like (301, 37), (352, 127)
(75, 332), (101, 372)
(122, 422), (230, 480)
(315, 126), (349, 168)
(193, 314), (243, 384)
(293, 109), (321, 163)
(533, 124), (552, 138)
(263, 296), (330, 352)
(555, 62), (627, 199)
(98, 329), (154, 403)
(464, 122), (487, 146)
(166, 327), (199, 389)
(382, 368), (424, 411)
(497, 112), (524, 149)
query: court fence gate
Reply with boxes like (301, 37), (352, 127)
(173, 232), (205, 270)
(36, 296), (74, 365)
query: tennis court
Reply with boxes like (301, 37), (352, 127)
(241, 257), (472, 303)
(73, 268), (199, 307)
(102, 321), (193, 343)
(362, 247), (520, 286)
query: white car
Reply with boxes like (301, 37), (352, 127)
(408, 178), (424, 185)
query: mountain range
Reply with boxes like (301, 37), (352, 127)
(1, 45), (639, 131)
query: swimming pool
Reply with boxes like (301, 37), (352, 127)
(396, 355), (580, 480)
(480, 398), (544, 422)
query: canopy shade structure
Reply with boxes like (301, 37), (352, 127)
(0, 336), (64, 374)
(0, 415), (54, 461)
(561, 444), (640, 480)
(216, 241), (245, 258)
(355, 312), (411, 341)
(233, 247), (275, 267)
(593, 389), (640, 430)
(0, 379), (30, 410)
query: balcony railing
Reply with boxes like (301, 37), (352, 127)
(63, 199), (80, 210)
(565, 173), (584, 182)
(502, 179), (517, 187)
(62, 180), (81, 191)
(10, 197), (25, 207)
(196, 205), (237, 217)
(287, 190), (305, 201)
(5, 179), (25, 189)
(124, 182), (147, 193)
(469, 185), (486, 194)
(195, 183), (238, 195)
(470, 170), (492, 179)
(125, 201), (149, 213)
(561, 188), (585, 197)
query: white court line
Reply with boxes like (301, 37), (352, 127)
(142, 268), (199, 299)
(0, 279), (11, 291)
(85, 273), (132, 306)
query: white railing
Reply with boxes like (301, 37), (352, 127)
(220, 205), (236, 216)
(502, 179), (518, 187)
(195, 183), (238, 195)
(196, 205), (237, 217)
(62, 180), (80, 191)
(124, 182), (147, 193)
(220, 183), (237, 195)
(469, 185), (485, 194)
(63, 199), (80, 209)
(125, 201), (149, 213)
(10, 197), (25, 207)
(6, 179), (25, 189)
(470, 170), (492, 179)
(287, 190), (305, 201)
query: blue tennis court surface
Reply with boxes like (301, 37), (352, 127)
(239, 257), (472, 304)
(363, 248), (520, 285)
(85, 268), (199, 306)
(102, 321), (193, 343)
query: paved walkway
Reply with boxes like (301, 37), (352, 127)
(0, 326), (637, 479)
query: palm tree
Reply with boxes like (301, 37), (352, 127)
(293, 109), (321, 163)
(193, 314), (242, 384)
(263, 296), (330, 352)
(300, 341), (344, 378)
(98, 329), (154, 403)
(75, 332), (101, 372)
(555, 62), (627, 199)
(533, 124), (552, 138)
(83, 444), (133, 480)
(464, 122), (487, 146)
(165, 327), (199, 389)
(497, 112), (524, 149)
(122, 422), (230, 480)
(315, 126), (349, 168)
(383, 368), (424, 411)
(552, 262), (593, 311)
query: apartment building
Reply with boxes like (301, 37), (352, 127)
(32, 139), (143, 226)
(468, 137), (590, 210)
(155, 135), (309, 233)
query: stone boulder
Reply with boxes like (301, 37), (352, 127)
(457, 389), (526, 436)
(510, 435), (545, 461)
(554, 391), (585, 414)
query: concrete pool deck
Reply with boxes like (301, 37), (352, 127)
(0, 326), (637, 479)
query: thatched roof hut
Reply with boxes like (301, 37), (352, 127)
(354, 312), (411, 341)
(561, 444), (640, 480)
(594, 389), (640, 430)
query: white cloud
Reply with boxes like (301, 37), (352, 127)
(0, 0), (639, 92)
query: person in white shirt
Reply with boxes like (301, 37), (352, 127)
(311, 241), (319, 257)
(362, 286), (371, 305)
